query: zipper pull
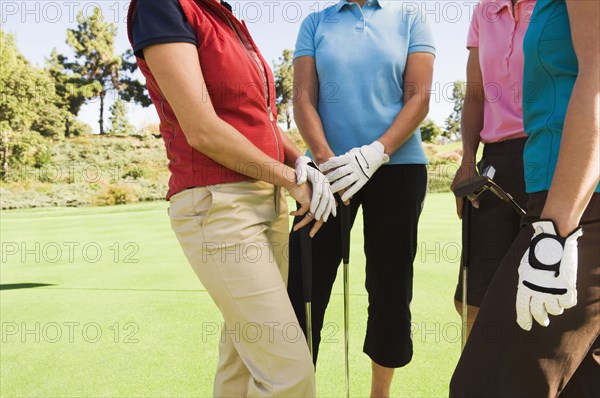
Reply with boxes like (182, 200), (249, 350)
(268, 106), (275, 122)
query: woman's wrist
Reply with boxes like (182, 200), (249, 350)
(313, 150), (334, 166)
(276, 165), (297, 191)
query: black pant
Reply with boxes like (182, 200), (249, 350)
(450, 193), (600, 397)
(287, 164), (428, 368)
(454, 138), (528, 306)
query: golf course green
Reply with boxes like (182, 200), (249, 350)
(1, 192), (461, 397)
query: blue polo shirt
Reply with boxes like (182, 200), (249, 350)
(294, 0), (435, 165)
(522, 0), (600, 193)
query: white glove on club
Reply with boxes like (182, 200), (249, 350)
(516, 220), (583, 331)
(321, 141), (390, 202)
(295, 155), (336, 222)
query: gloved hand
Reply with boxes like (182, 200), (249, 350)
(516, 220), (583, 331)
(296, 155), (336, 222)
(321, 141), (389, 202)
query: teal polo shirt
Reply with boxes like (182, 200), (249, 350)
(294, 0), (435, 165)
(522, 0), (600, 193)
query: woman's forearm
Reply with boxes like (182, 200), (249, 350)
(461, 49), (484, 164)
(541, 71), (600, 235)
(294, 102), (333, 165)
(378, 52), (435, 154)
(460, 98), (483, 164)
(293, 57), (334, 165)
(541, 0), (600, 236)
(190, 116), (297, 190)
(378, 94), (430, 154)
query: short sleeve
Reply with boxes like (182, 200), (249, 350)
(408, 11), (436, 56)
(132, 0), (198, 59)
(294, 14), (317, 59)
(466, 4), (480, 48)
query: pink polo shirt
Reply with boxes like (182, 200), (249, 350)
(467, 0), (535, 143)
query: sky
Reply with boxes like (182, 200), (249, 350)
(1, 0), (476, 132)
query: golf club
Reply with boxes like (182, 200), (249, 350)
(340, 203), (351, 398)
(300, 225), (313, 359)
(453, 175), (527, 350)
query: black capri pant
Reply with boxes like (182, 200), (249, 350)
(287, 164), (428, 368)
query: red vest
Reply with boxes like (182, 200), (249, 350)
(127, 0), (283, 199)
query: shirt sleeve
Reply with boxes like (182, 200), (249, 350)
(408, 11), (436, 56)
(294, 13), (317, 59)
(132, 0), (198, 59)
(466, 4), (480, 48)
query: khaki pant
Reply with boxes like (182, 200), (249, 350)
(169, 180), (316, 397)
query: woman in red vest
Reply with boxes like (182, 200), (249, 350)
(127, 0), (335, 396)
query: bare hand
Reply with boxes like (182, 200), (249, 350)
(451, 163), (480, 219)
(288, 183), (324, 237)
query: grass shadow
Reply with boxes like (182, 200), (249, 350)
(0, 283), (55, 291)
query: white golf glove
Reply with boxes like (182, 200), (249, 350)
(321, 141), (389, 202)
(516, 220), (583, 331)
(295, 155), (336, 222)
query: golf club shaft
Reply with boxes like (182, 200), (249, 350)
(340, 204), (351, 398)
(461, 267), (468, 350)
(344, 260), (349, 397)
(304, 302), (313, 357)
(300, 225), (313, 359)
(461, 201), (472, 351)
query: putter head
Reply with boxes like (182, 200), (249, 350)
(453, 175), (527, 216)
(453, 175), (491, 200)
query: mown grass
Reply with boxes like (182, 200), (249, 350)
(1, 192), (461, 397)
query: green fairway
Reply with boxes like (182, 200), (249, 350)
(1, 193), (461, 397)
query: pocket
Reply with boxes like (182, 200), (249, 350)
(169, 188), (214, 233)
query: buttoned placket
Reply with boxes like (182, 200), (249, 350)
(344, 0), (380, 32)
(505, 1), (519, 68)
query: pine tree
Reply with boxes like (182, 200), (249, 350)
(109, 99), (134, 136)
(65, 8), (120, 135)
(444, 80), (466, 138)
(46, 49), (99, 138)
(273, 49), (294, 130)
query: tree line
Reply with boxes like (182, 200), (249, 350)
(0, 7), (465, 180)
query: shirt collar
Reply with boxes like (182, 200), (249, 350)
(334, 0), (386, 13)
(221, 0), (232, 12)
(483, 0), (530, 14)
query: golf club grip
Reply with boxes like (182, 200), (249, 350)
(461, 201), (472, 269)
(341, 204), (351, 264)
(300, 226), (312, 303)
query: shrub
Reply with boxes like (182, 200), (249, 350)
(122, 166), (145, 181)
(96, 184), (138, 206)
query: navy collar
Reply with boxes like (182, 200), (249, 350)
(221, 0), (232, 12)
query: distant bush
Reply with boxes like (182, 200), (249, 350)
(69, 119), (93, 136)
(420, 119), (443, 143)
(96, 183), (138, 206)
(122, 166), (145, 181)
(424, 143), (461, 193)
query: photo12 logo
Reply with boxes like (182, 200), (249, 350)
(1, 321), (140, 344)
